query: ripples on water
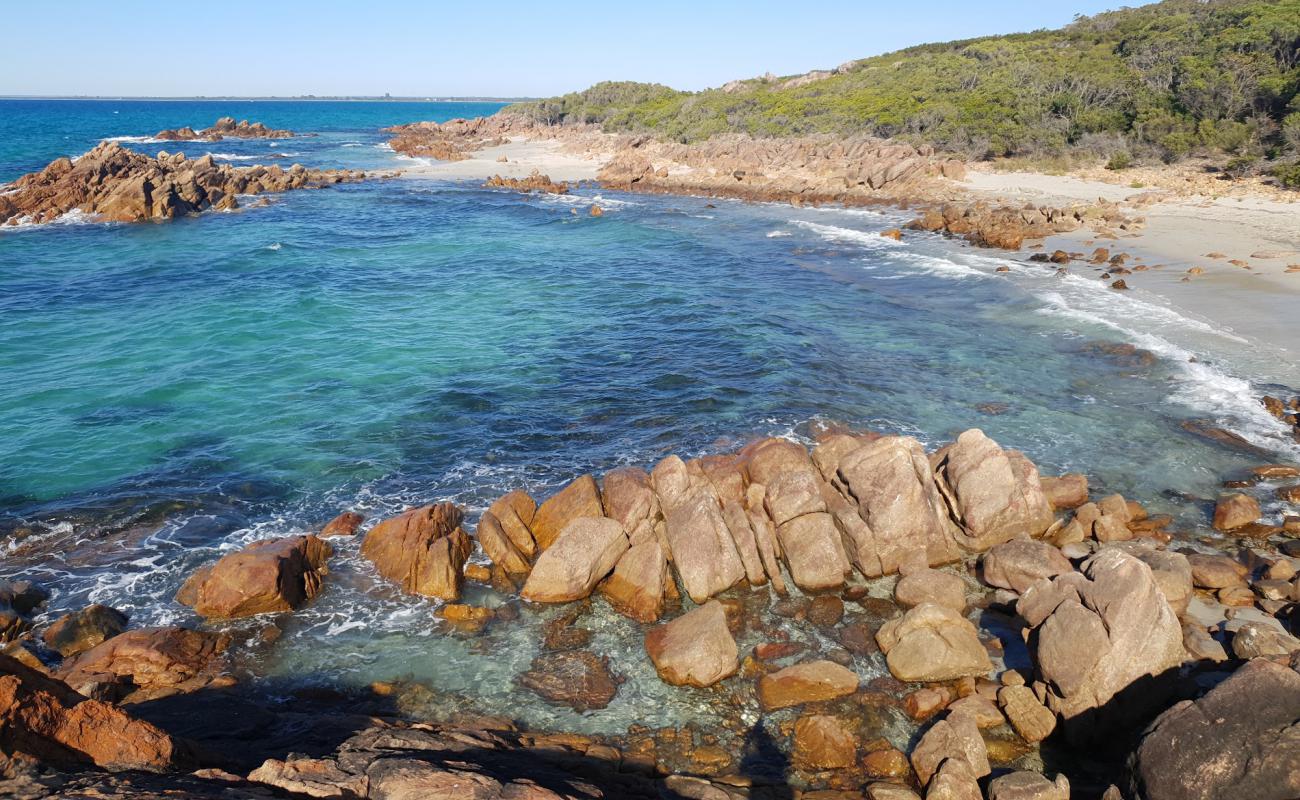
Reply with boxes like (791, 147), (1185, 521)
(1, 100), (1298, 735)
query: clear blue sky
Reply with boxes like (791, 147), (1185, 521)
(2, 1), (1126, 97)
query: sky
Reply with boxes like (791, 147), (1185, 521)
(2, 1), (1127, 98)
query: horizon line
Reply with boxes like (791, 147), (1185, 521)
(0, 95), (534, 102)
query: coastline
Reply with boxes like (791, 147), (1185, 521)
(395, 131), (1300, 364)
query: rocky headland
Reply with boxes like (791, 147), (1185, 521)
(154, 117), (294, 142)
(0, 141), (367, 226)
(5, 423), (1300, 799)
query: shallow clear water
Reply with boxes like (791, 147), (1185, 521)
(2, 100), (1298, 735)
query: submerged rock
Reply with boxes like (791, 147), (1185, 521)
(177, 534), (332, 619)
(360, 503), (471, 601)
(757, 659), (859, 710)
(517, 650), (620, 711)
(792, 713), (855, 769)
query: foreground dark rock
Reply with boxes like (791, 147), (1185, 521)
(0, 142), (365, 226)
(1130, 658), (1300, 800)
(56, 627), (231, 704)
(1, 653), (193, 772)
(155, 117), (293, 141)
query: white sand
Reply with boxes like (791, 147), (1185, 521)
(964, 168), (1300, 353)
(395, 137), (605, 183)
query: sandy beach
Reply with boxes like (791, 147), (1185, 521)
(397, 136), (606, 183)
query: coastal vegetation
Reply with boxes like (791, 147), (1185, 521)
(508, 0), (1300, 176)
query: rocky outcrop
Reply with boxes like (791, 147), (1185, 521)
(360, 503), (471, 601)
(155, 117), (293, 141)
(875, 603), (992, 682)
(1018, 549), (1185, 741)
(981, 539), (1073, 594)
(934, 429), (1055, 550)
(385, 116), (516, 161)
(176, 535), (332, 618)
(0, 142), (365, 226)
(484, 171), (571, 194)
(907, 199), (1142, 251)
(0, 653), (193, 772)
(521, 517), (629, 603)
(55, 626), (230, 704)
(644, 600), (737, 687)
(1130, 659), (1300, 800)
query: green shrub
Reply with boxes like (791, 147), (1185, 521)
(1272, 162), (1300, 189)
(1106, 151), (1133, 170)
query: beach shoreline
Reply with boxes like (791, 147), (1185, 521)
(395, 131), (1299, 363)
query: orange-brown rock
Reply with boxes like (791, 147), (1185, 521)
(176, 534), (332, 619)
(1, 653), (193, 771)
(793, 714), (856, 769)
(1, 142), (365, 227)
(1040, 473), (1089, 510)
(599, 540), (668, 622)
(1213, 493), (1261, 531)
(644, 600), (738, 687)
(320, 511), (364, 537)
(484, 171), (570, 195)
(757, 660), (859, 710)
(531, 475), (603, 551)
(361, 503), (471, 601)
(42, 604), (127, 657)
(56, 626), (230, 704)
(156, 117), (293, 141)
(385, 116), (513, 161)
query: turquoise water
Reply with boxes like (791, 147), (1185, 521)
(2, 100), (1298, 734)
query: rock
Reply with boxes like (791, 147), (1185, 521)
(360, 503), (470, 601)
(1187, 554), (1248, 589)
(998, 685), (1056, 743)
(601, 467), (660, 547)
(981, 539), (1073, 594)
(1231, 622), (1300, 659)
(987, 772), (1070, 800)
(1130, 659), (1300, 800)
(926, 758), (983, 800)
(42, 605), (128, 657)
(488, 489), (539, 558)
(664, 491), (746, 603)
(484, 171), (570, 194)
(248, 757), (367, 798)
(895, 568), (967, 611)
(320, 511), (364, 537)
(0, 653), (192, 771)
(599, 540), (667, 622)
(56, 626), (229, 704)
(835, 436), (961, 576)
(904, 687), (952, 720)
(763, 468), (826, 526)
(875, 603), (992, 682)
(1131, 548), (1194, 617)
(1040, 474), (1089, 510)
(1182, 623), (1229, 662)
(756, 659), (859, 710)
(531, 475), (603, 551)
(934, 430), (1055, 549)
(777, 512), (851, 591)
(863, 746), (912, 780)
(910, 712), (990, 786)
(947, 694), (1004, 728)
(156, 117), (294, 141)
(521, 517), (629, 603)
(1213, 493), (1261, 531)
(720, 500), (767, 586)
(0, 580), (48, 616)
(177, 534), (332, 618)
(867, 784), (921, 800)
(644, 600), (738, 687)
(793, 714), (856, 769)
(516, 651), (619, 711)
(807, 595), (845, 627)
(1017, 549), (1185, 740)
(0, 142), (363, 227)
(475, 511), (532, 575)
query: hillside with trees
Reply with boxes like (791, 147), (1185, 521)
(507, 0), (1300, 184)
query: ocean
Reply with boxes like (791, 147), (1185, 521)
(1, 99), (1297, 736)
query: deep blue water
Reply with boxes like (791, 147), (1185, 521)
(1, 99), (1297, 733)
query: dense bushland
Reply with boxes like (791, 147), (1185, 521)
(508, 0), (1300, 174)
